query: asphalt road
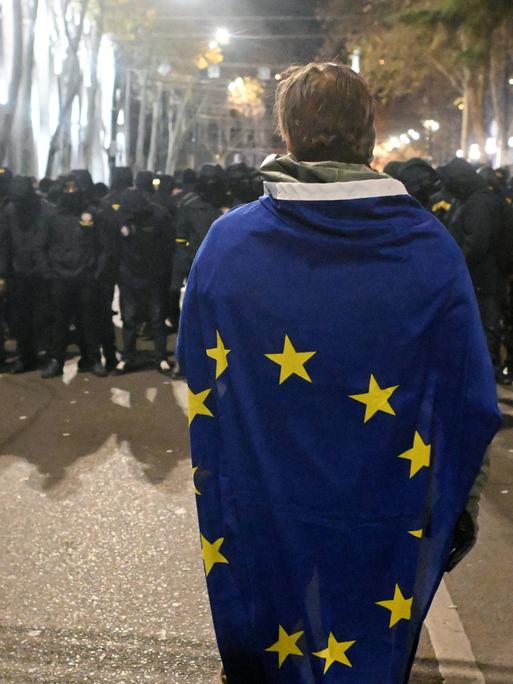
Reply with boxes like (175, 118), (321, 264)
(0, 357), (512, 683)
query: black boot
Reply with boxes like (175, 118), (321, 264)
(157, 359), (173, 377)
(42, 359), (63, 379)
(91, 362), (108, 378)
(11, 358), (38, 374)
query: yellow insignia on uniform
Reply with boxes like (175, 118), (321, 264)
(431, 200), (451, 213)
(112, 203), (121, 211)
(80, 212), (94, 227)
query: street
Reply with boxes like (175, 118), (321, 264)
(0, 358), (512, 683)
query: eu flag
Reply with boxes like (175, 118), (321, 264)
(177, 172), (500, 683)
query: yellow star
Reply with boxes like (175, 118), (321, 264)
(265, 625), (305, 668)
(188, 388), (213, 426)
(265, 335), (317, 384)
(192, 467), (202, 496)
(398, 432), (431, 478)
(201, 535), (229, 577)
(206, 331), (231, 379)
(349, 374), (399, 423)
(313, 633), (356, 673)
(376, 584), (413, 628)
(409, 529), (423, 539)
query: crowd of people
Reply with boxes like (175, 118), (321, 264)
(0, 163), (263, 379)
(385, 156), (513, 385)
(0, 155), (512, 384)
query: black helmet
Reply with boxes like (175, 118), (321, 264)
(198, 164), (228, 208)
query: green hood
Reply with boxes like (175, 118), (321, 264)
(260, 154), (388, 185)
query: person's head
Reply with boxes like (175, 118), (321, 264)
(135, 170), (155, 195)
(58, 175), (84, 213)
(9, 176), (40, 216)
(198, 164), (228, 208)
(227, 163), (253, 204)
(275, 62), (376, 165)
(396, 158), (440, 208)
(110, 166), (134, 193)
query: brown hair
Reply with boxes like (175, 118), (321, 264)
(275, 62), (376, 164)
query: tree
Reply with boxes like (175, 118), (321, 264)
(318, 0), (513, 159)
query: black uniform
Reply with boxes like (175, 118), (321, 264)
(169, 166), (224, 330)
(1, 177), (53, 371)
(115, 189), (175, 368)
(439, 158), (504, 376)
(36, 187), (106, 373)
(396, 158), (440, 209)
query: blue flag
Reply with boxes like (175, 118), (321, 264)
(177, 174), (500, 683)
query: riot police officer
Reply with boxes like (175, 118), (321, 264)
(36, 175), (107, 379)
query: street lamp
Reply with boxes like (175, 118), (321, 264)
(215, 27), (231, 46)
(422, 119), (440, 159)
(423, 119), (440, 133)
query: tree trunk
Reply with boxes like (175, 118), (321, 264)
(13, 0), (40, 175)
(489, 20), (509, 166)
(82, 15), (103, 169)
(0, 0), (24, 165)
(135, 70), (148, 171)
(165, 80), (194, 174)
(45, 0), (89, 177)
(467, 68), (487, 155)
(460, 69), (471, 156)
(124, 69), (133, 166)
(147, 81), (163, 171)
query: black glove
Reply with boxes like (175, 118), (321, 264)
(446, 510), (477, 572)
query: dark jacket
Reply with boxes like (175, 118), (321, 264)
(115, 189), (175, 286)
(0, 196), (52, 278)
(439, 159), (502, 294)
(35, 205), (105, 280)
(175, 191), (221, 259)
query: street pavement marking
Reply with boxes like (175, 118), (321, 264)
(63, 357), (79, 385)
(171, 379), (484, 681)
(172, 379), (188, 416)
(425, 580), (485, 682)
(110, 388), (131, 409)
(146, 388), (158, 403)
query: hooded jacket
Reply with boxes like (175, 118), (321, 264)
(0, 177), (53, 278)
(115, 188), (175, 286)
(177, 155), (500, 684)
(438, 159), (502, 294)
(35, 197), (105, 281)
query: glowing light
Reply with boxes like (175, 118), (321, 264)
(117, 109), (125, 126)
(485, 137), (497, 155)
(456, 149), (464, 158)
(275, 73), (282, 81)
(400, 134), (411, 145)
(351, 48), (361, 74)
(423, 119), (440, 132)
(509, 78), (513, 86)
(508, 137), (513, 149)
(257, 66), (271, 81)
(215, 28), (231, 46)
(408, 129), (420, 141)
(389, 136), (401, 149)
(469, 144), (481, 161)
(208, 40), (219, 50)
(158, 62), (172, 77)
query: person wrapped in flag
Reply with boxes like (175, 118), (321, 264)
(177, 63), (501, 683)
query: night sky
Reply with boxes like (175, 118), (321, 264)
(161, 0), (323, 70)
